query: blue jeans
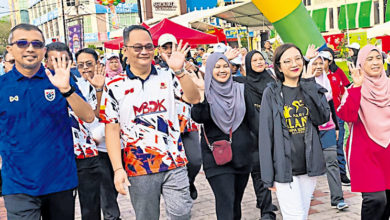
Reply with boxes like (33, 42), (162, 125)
(336, 116), (347, 175)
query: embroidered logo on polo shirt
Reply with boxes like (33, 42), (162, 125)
(133, 99), (167, 117)
(160, 82), (167, 89)
(9, 96), (19, 102)
(44, 89), (56, 101)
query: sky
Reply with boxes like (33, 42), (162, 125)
(0, 0), (10, 18)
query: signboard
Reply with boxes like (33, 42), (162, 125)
(224, 28), (254, 39)
(84, 33), (99, 42)
(151, 0), (180, 19)
(98, 32), (109, 41)
(323, 33), (344, 51)
(68, 24), (83, 54)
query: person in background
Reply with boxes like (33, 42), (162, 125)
(259, 43), (329, 219)
(157, 33), (203, 200)
(105, 53), (123, 78)
(3, 50), (15, 73)
(243, 50), (277, 220)
(321, 48), (351, 186)
(199, 53), (210, 74)
(338, 44), (390, 220)
(311, 53), (349, 211)
(347, 42), (360, 66)
(230, 54), (244, 77)
(1, 23), (94, 220)
(191, 53), (254, 219)
(196, 47), (205, 65)
(262, 40), (274, 65)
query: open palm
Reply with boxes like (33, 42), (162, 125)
(46, 54), (72, 92)
(86, 64), (106, 89)
(163, 40), (190, 72)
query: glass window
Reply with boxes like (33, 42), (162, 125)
(84, 15), (92, 33)
(329, 8), (334, 29)
(374, 1), (380, 24)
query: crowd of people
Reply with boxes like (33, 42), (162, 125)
(0, 22), (389, 220)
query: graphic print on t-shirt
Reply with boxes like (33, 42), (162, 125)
(283, 99), (309, 135)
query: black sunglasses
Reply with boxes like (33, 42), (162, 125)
(9, 40), (45, 49)
(124, 43), (154, 52)
(5, 59), (15, 64)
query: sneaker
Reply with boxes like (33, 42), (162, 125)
(189, 183), (198, 200)
(336, 202), (349, 210)
(341, 174), (351, 186)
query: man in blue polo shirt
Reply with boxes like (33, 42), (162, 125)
(0, 24), (95, 220)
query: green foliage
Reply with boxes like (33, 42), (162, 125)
(0, 18), (11, 55)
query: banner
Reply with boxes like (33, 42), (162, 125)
(68, 24), (82, 54)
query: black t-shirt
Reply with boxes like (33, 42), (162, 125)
(282, 85), (308, 175)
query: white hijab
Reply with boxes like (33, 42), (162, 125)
(310, 55), (333, 101)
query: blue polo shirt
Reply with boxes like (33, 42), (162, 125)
(0, 65), (80, 196)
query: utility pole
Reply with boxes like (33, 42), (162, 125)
(61, 0), (67, 45)
(137, 0), (143, 23)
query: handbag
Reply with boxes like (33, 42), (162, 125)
(202, 125), (232, 165)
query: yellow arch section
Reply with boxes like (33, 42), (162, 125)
(252, 0), (301, 23)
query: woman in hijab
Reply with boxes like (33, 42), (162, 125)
(310, 54), (349, 210)
(105, 53), (123, 78)
(244, 50), (277, 219)
(338, 45), (390, 220)
(191, 53), (254, 220)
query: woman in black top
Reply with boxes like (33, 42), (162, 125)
(259, 44), (329, 219)
(191, 53), (254, 220)
(244, 50), (277, 219)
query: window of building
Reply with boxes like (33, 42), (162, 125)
(84, 15), (92, 33)
(374, 1), (380, 24)
(303, 0), (307, 6)
(329, 8), (334, 29)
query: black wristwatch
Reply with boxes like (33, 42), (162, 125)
(61, 85), (76, 98)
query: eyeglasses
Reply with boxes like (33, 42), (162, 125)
(124, 43), (154, 52)
(9, 40), (45, 49)
(5, 59), (15, 64)
(77, 61), (94, 69)
(281, 57), (303, 66)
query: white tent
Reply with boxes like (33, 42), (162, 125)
(367, 21), (390, 38)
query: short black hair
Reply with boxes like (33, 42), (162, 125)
(198, 47), (205, 52)
(8, 23), (45, 44)
(3, 50), (8, 59)
(123, 25), (152, 45)
(75, 48), (98, 62)
(273, 43), (304, 82)
(45, 42), (73, 61)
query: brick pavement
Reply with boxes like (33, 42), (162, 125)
(0, 171), (361, 220)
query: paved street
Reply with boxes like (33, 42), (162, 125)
(0, 170), (361, 220)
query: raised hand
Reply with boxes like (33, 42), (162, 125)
(305, 44), (319, 60)
(348, 62), (363, 87)
(301, 62), (316, 79)
(188, 69), (205, 90)
(86, 63), (106, 89)
(162, 40), (190, 72)
(46, 54), (72, 93)
(224, 48), (240, 60)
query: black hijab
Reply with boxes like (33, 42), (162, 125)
(244, 50), (275, 105)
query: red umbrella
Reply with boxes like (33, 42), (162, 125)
(104, 37), (123, 50)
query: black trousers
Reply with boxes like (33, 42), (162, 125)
(4, 188), (76, 220)
(362, 190), (390, 220)
(76, 156), (102, 220)
(207, 173), (250, 220)
(181, 131), (202, 185)
(251, 150), (276, 219)
(98, 151), (122, 220)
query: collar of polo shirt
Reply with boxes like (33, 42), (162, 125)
(126, 64), (158, 82)
(12, 64), (46, 81)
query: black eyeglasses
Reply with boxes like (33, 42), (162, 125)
(9, 40), (45, 49)
(5, 59), (15, 64)
(77, 61), (94, 69)
(124, 43), (154, 52)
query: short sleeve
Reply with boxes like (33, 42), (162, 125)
(70, 76), (85, 101)
(99, 84), (119, 124)
(87, 85), (98, 110)
(171, 72), (183, 100)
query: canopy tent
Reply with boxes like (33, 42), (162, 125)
(104, 18), (219, 49)
(171, 0), (271, 30)
(367, 21), (390, 38)
(148, 18), (218, 46)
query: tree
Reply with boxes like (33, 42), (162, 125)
(0, 16), (11, 55)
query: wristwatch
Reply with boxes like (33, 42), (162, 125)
(61, 85), (76, 98)
(96, 87), (103, 92)
(174, 68), (185, 75)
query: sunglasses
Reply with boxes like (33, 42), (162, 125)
(124, 43), (154, 52)
(5, 59), (15, 64)
(9, 40), (45, 49)
(77, 61), (94, 69)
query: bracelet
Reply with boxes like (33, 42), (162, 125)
(114, 167), (124, 173)
(174, 68), (185, 75)
(61, 85), (76, 98)
(96, 87), (103, 92)
(176, 72), (186, 79)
